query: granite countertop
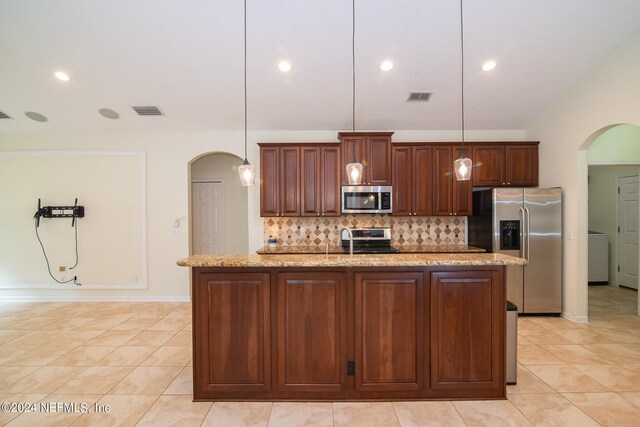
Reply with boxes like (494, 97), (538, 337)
(255, 245), (486, 254)
(178, 252), (526, 268)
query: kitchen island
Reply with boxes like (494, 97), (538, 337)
(178, 253), (525, 401)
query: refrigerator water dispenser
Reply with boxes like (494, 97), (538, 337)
(500, 220), (520, 250)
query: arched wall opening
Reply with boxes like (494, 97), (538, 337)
(188, 151), (249, 256)
(578, 123), (640, 318)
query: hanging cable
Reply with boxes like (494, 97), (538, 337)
(68, 219), (79, 270)
(34, 218), (81, 286)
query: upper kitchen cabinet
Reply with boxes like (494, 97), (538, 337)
(259, 144), (301, 217)
(338, 132), (393, 186)
(392, 144), (433, 216)
(432, 146), (472, 217)
(472, 142), (539, 187)
(300, 144), (341, 217)
(505, 144), (539, 186)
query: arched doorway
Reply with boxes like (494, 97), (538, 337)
(188, 152), (249, 255)
(579, 124), (640, 318)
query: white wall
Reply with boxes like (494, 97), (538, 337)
(0, 129), (524, 301)
(526, 26), (640, 322)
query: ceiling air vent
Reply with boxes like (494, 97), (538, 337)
(132, 106), (164, 116)
(407, 92), (433, 102)
(0, 111), (12, 119)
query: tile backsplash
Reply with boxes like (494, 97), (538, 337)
(263, 215), (466, 247)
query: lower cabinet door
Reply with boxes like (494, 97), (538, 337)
(193, 272), (271, 397)
(429, 269), (505, 397)
(277, 272), (348, 393)
(354, 272), (425, 392)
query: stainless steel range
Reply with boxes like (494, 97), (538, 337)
(341, 227), (399, 254)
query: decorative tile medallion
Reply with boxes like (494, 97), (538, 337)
(264, 215), (466, 247)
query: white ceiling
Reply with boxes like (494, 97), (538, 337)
(1, 0), (639, 134)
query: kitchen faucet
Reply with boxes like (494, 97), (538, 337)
(341, 227), (354, 255)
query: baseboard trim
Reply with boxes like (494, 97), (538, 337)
(561, 312), (589, 324)
(0, 296), (190, 302)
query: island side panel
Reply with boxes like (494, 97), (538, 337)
(429, 267), (505, 398)
(192, 270), (272, 400)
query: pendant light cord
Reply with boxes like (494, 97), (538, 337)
(243, 0), (248, 163)
(351, 0), (356, 163)
(460, 0), (466, 157)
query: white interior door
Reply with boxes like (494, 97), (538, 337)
(618, 175), (638, 289)
(192, 182), (225, 255)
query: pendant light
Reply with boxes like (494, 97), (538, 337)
(345, 0), (364, 186)
(238, 0), (255, 186)
(454, 0), (472, 181)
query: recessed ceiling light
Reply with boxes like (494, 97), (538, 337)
(25, 111), (48, 122)
(54, 71), (71, 81)
(380, 60), (394, 72)
(482, 60), (496, 72)
(98, 108), (120, 119)
(278, 61), (292, 72)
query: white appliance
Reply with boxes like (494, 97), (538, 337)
(588, 231), (609, 284)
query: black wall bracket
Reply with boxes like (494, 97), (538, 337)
(34, 198), (85, 227)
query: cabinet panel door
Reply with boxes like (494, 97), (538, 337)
(260, 147), (279, 217)
(194, 272), (271, 395)
(301, 147), (321, 216)
(430, 269), (504, 395)
(277, 273), (348, 393)
(392, 146), (412, 216)
(413, 146), (433, 216)
(505, 145), (538, 186)
(368, 136), (392, 186)
(453, 147), (473, 216)
(321, 146), (342, 216)
(432, 147), (453, 216)
(280, 146), (301, 216)
(354, 272), (424, 392)
(341, 137), (367, 184)
(472, 145), (505, 187)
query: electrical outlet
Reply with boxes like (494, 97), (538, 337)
(59, 266), (66, 272)
(300, 226), (306, 236)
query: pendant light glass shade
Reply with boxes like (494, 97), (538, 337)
(454, 156), (472, 181)
(238, 158), (255, 186)
(345, 161), (363, 185)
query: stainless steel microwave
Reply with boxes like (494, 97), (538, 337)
(341, 186), (392, 214)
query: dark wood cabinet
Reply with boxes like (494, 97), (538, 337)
(259, 145), (300, 217)
(432, 146), (472, 216)
(505, 144), (538, 186)
(301, 144), (341, 217)
(339, 132), (393, 186)
(472, 143), (539, 187)
(192, 265), (506, 401)
(193, 271), (271, 396)
(472, 145), (505, 187)
(392, 145), (433, 216)
(429, 269), (504, 398)
(354, 272), (425, 392)
(277, 272), (348, 393)
(261, 143), (340, 217)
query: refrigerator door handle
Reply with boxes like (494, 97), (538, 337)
(524, 206), (531, 262)
(519, 207), (526, 259)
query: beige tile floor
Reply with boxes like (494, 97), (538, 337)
(0, 285), (638, 426)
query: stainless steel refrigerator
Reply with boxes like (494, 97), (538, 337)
(468, 188), (562, 314)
